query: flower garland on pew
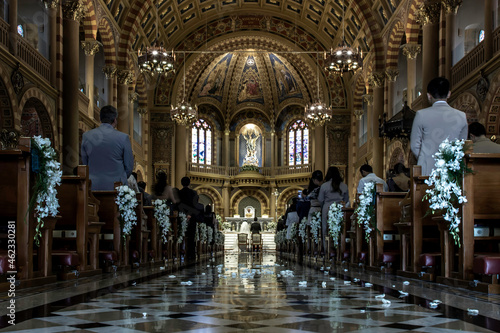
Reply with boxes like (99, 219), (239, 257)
(115, 185), (138, 239)
(207, 225), (213, 244)
(298, 217), (308, 243)
(310, 211), (322, 244)
(275, 229), (287, 244)
(177, 212), (188, 244)
(327, 202), (344, 249)
(153, 199), (171, 244)
(215, 230), (225, 245)
(423, 138), (470, 246)
(197, 223), (207, 243)
(28, 136), (62, 246)
(354, 181), (377, 243)
(289, 221), (299, 243)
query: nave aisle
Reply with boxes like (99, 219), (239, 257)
(1, 253), (499, 332)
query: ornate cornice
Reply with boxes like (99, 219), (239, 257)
(102, 65), (117, 79)
(385, 68), (399, 82)
(442, 0), (462, 14)
(402, 43), (421, 59)
(41, 0), (60, 9)
(368, 72), (385, 88)
(62, 0), (86, 21)
(81, 40), (100, 56)
(116, 69), (135, 85)
(416, 2), (441, 25)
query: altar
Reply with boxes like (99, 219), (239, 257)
(225, 217), (275, 232)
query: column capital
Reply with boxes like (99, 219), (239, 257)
(117, 69), (135, 85)
(129, 92), (139, 104)
(62, 0), (86, 21)
(42, 0), (60, 9)
(442, 0), (462, 14)
(385, 68), (399, 82)
(353, 109), (364, 120)
(137, 107), (148, 118)
(416, 2), (441, 25)
(81, 40), (100, 56)
(368, 72), (385, 88)
(362, 94), (373, 105)
(102, 65), (117, 79)
(401, 43), (421, 59)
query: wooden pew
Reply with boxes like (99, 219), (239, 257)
(54, 165), (102, 279)
(338, 207), (354, 263)
(0, 137), (57, 289)
(130, 192), (152, 266)
(143, 206), (160, 262)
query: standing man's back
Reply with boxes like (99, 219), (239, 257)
(410, 77), (468, 176)
(81, 105), (134, 190)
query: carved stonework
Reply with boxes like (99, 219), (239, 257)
(137, 107), (148, 117)
(0, 129), (20, 150)
(327, 125), (349, 166)
(231, 16), (238, 31)
(385, 68), (399, 82)
(362, 94), (373, 106)
(81, 40), (100, 56)
(368, 72), (385, 88)
(416, 2), (441, 25)
(11, 63), (24, 95)
(402, 43), (421, 59)
(62, 0), (86, 21)
(442, 0), (462, 14)
(117, 70), (135, 85)
(42, 0), (60, 9)
(354, 109), (364, 120)
(152, 127), (173, 163)
(129, 92), (138, 104)
(102, 65), (117, 79)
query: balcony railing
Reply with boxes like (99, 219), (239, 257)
(451, 42), (484, 87)
(275, 164), (312, 176)
(16, 37), (51, 82)
(188, 163), (312, 177)
(188, 163), (227, 176)
(0, 18), (8, 50)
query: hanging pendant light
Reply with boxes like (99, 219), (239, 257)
(324, 1), (363, 76)
(138, 1), (175, 76)
(171, 52), (197, 125)
(305, 52), (332, 126)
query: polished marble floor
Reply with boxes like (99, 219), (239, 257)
(1, 252), (500, 332)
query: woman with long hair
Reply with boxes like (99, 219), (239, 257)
(151, 171), (179, 206)
(318, 166), (350, 252)
(306, 170), (324, 225)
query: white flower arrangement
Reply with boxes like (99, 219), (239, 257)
(266, 220), (277, 231)
(153, 199), (171, 244)
(355, 181), (376, 243)
(177, 212), (188, 244)
(298, 217), (308, 243)
(289, 221), (299, 243)
(207, 225), (213, 244)
(222, 221), (232, 231)
(198, 223), (208, 243)
(310, 211), (322, 244)
(29, 136), (62, 246)
(275, 229), (287, 244)
(327, 202), (344, 249)
(424, 138), (469, 246)
(216, 214), (223, 229)
(115, 185), (138, 239)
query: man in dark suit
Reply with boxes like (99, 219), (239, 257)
(250, 217), (262, 252)
(410, 77), (468, 176)
(81, 105), (134, 190)
(178, 176), (203, 260)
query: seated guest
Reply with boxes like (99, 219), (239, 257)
(276, 215), (286, 232)
(469, 122), (500, 153)
(284, 198), (299, 240)
(137, 181), (152, 206)
(387, 163), (410, 192)
(152, 171), (179, 207)
(127, 171), (140, 193)
(296, 188), (310, 224)
(306, 170), (324, 225)
(357, 164), (388, 194)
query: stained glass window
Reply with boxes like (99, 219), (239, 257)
(17, 24), (24, 37)
(479, 30), (485, 43)
(191, 119), (212, 165)
(288, 120), (309, 166)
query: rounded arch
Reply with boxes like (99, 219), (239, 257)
(134, 164), (146, 182)
(97, 17), (117, 66)
(386, 21), (406, 69)
(194, 185), (223, 214)
(18, 88), (58, 147)
(135, 74), (148, 107)
(277, 186), (302, 217)
(406, 0), (424, 44)
(82, 0), (98, 41)
(231, 189), (269, 216)
(0, 64), (18, 130)
(450, 91), (482, 124)
(233, 114), (269, 134)
(386, 140), (407, 176)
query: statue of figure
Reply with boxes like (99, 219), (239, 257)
(243, 130), (259, 159)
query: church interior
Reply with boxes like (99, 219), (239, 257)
(2, 0), (500, 331)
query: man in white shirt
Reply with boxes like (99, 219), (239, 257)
(357, 164), (388, 194)
(469, 122), (500, 153)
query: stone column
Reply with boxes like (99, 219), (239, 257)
(385, 68), (399, 118)
(314, 124), (326, 172)
(224, 127), (230, 174)
(129, 91), (138, 137)
(8, 0), (17, 56)
(484, 0), (493, 60)
(418, 1), (441, 106)
(116, 69), (134, 134)
(62, 0), (85, 174)
(402, 44), (421, 105)
(174, 124), (188, 188)
(270, 130), (276, 176)
(102, 65), (117, 107)
(442, 0), (462, 80)
(81, 40), (100, 118)
(44, 0), (59, 86)
(369, 72), (385, 177)
(362, 94), (373, 139)
(222, 180), (230, 218)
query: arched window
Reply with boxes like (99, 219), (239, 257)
(191, 119), (212, 165)
(288, 119), (309, 166)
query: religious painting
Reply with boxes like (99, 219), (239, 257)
(269, 54), (302, 103)
(198, 53), (232, 102)
(237, 56), (264, 104)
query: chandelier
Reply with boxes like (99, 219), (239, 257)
(171, 52), (197, 125)
(137, 1), (175, 76)
(324, 1), (363, 76)
(304, 52), (332, 126)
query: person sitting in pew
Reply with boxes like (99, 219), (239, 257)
(387, 163), (410, 192)
(137, 181), (152, 206)
(152, 170), (179, 208)
(357, 164), (388, 194)
(468, 122), (500, 153)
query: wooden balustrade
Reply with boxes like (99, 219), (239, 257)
(451, 43), (484, 87)
(16, 37), (51, 82)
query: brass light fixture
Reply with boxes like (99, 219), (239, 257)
(171, 52), (197, 125)
(305, 53), (332, 126)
